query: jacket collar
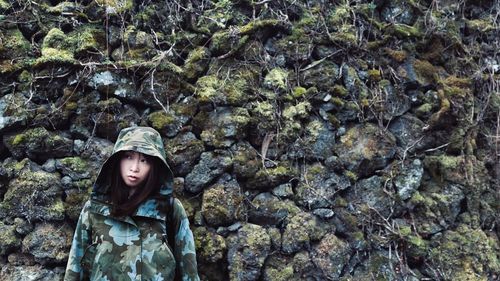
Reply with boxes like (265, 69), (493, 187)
(89, 195), (166, 227)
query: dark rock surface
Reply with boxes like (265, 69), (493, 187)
(0, 0), (499, 280)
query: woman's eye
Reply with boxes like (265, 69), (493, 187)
(140, 158), (148, 163)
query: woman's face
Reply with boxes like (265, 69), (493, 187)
(120, 151), (151, 188)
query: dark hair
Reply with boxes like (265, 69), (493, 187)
(109, 151), (161, 217)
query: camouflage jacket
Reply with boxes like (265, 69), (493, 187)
(64, 127), (199, 281)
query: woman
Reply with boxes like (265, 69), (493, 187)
(64, 127), (199, 281)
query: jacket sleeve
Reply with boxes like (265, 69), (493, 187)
(64, 200), (92, 281)
(173, 199), (200, 281)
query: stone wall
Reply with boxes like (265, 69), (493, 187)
(1, 0), (499, 280)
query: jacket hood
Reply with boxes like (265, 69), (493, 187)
(93, 126), (174, 197)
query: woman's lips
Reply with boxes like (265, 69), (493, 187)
(127, 175), (138, 181)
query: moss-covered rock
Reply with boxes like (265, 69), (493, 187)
(184, 47), (211, 81)
(231, 141), (260, 180)
(227, 223), (271, 281)
(193, 226), (226, 264)
(296, 163), (350, 209)
(0, 27), (31, 60)
(22, 223), (73, 264)
(0, 222), (20, 256)
(201, 175), (246, 226)
(426, 224), (499, 280)
(263, 68), (288, 91)
(282, 212), (328, 254)
(34, 28), (76, 67)
(246, 163), (295, 190)
(198, 107), (251, 148)
(3, 127), (73, 161)
(64, 188), (91, 221)
(248, 192), (300, 225)
(55, 157), (91, 181)
(0, 164), (64, 221)
(94, 0), (133, 14)
(312, 233), (351, 280)
(164, 132), (205, 176)
(335, 123), (397, 177)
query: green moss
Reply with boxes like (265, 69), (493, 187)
(35, 47), (75, 66)
(195, 75), (219, 103)
(344, 170), (358, 181)
(282, 101), (311, 120)
(332, 84), (348, 96)
(368, 69), (382, 82)
(0, 28), (31, 57)
(466, 19), (496, 33)
(95, 0), (133, 13)
(265, 267), (294, 281)
(184, 47), (210, 79)
(252, 101), (274, 118)
(48, 199), (65, 215)
(429, 224), (499, 279)
(11, 134), (26, 146)
(414, 59), (438, 84)
(264, 68), (288, 90)
(59, 157), (89, 173)
(292, 87), (307, 99)
(328, 6), (351, 26)
(384, 48), (408, 62)
(0, 0), (11, 10)
(387, 23), (422, 39)
(415, 103), (434, 116)
(148, 111), (176, 130)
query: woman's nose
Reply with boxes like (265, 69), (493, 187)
(130, 160), (140, 172)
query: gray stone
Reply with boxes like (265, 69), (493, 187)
(0, 94), (31, 133)
(271, 183), (294, 198)
(380, 0), (417, 25)
(185, 151), (232, 193)
(88, 71), (135, 98)
(388, 114), (430, 152)
(312, 208), (335, 219)
(41, 159), (57, 173)
(395, 159), (424, 200)
(78, 137), (114, 164)
(346, 175), (395, 218)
